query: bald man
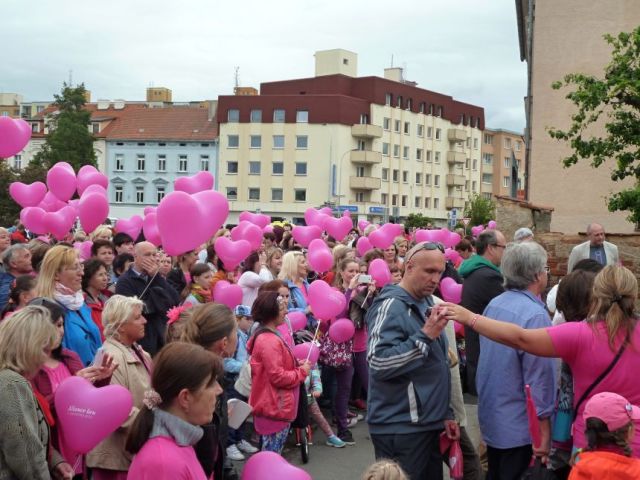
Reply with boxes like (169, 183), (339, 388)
(115, 241), (179, 354)
(567, 223), (619, 273)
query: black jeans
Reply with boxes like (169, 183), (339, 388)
(371, 430), (443, 480)
(486, 444), (532, 480)
(459, 426), (484, 480)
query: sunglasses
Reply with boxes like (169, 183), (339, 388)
(405, 242), (445, 264)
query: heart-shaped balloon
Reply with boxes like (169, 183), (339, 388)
(231, 221), (263, 252)
(21, 207), (48, 234)
(192, 190), (230, 238)
(429, 228), (451, 244)
(157, 192), (211, 256)
(38, 191), (68, 212)
(77, 166), (108, 196)
(443, 232), (462, 249)
(329, 318), (356, 343)
(304, 207), (331, 230)
(358, 220), (370, 232)
(0, 116), (31, 158)
(215, 236), (251, 270)
(115, 215), (143, 241)
(213, 281), (243, 309)
(55, 376), (133, 454)
(414, 229), (433, 243)
(291, 225), (322, 248)
(369, 228), (394, 250)
(78, 191), (109, 234)
(174, 171), (214, 194)
(9, 181), (47, 208)
(287, 311), (307, 332)
(143, 206), (156, 215)
(263, 224), (274, 234)
(440, 277), (463, 304)
(239, 211), (271, 229)
(369, 258), (391, 288)
(74, 240), (94, 261)
(471, 225), (485, 237)
(44, 206), (76, 240)
(142, 212), (162, 247)
(241, 450), (312, 480)
(444, 248), (462, 266)
(308, 280), (346, 320)
(292, 342), (320, 365)
(307, 239), (333, 273)
(356, 236), (373, 257)
(46, 163), (77, 202)
(326, 215), (353, 241)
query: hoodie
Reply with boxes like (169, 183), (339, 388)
(569, 451), (640, 480)
(366, 284), (452, 435)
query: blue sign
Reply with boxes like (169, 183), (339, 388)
(334, 205), (358, 213)
(369, 206), (385, 214)
(449, 208), (458, 229)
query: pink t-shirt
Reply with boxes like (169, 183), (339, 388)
(352, 325), (368, 353)
(547, 321), (640, 456)
(127, 436), (207, 479)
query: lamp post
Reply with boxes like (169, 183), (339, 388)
(335, 149), (353, 214)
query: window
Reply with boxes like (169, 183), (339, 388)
(114, 186), (123, 203)
(437, 106), (443, 117)
(473, 159), (478, 170)
(228, 135), (239, 148)
(403, 146), (409, 159)
(355, 192), (365, 202)
(271, 188), (283, 201)
(503, 176), (511, 188)
(504, 138), (512, 149)
(394, 120), (400, 133)
(427, 127), (433, 138)
(393, 145), (400, 158)
(396, 96), (403, 108)
(465, 181), (469, 191)
(425, 174), (431, 185)
(424, 197), (430, 209)
(156, 186), (166, 203)
(296, 136), (308, 149)
(504, 157), (510, 168)
(484, 133), (493, 145)
(402, 171), (408, 183)
(419, 102), (426, 113)
(136, 186), (145, 204)
(482, 173), (493, 184)
(249, 161), (261, 175)
(435, 128), (442, 140)
(136, 154), (145, 171)
(466, 137), (471, 148)
(434, 175), (440, 187)
(382, 143), (390, 156)
(250, 109), (262, 122)
(465, 158), (470, 169)
(392, 194), (398, 206)
(227, 109), (239, 122)
(383, 117), (391, 130)
(401, 195), (407, 207)
(156, 155), (166, 171)
(226, 187), (237, 200)
(483, 153), (493, 165)
(414, 196), (421, 208)
(248, 188), (260, 201)
(92, 123), (100, 134)
(273, 109), (285, 123)
(13, 155), (21, 169)
(472, 181), (477, 192)
(392, 169), (399, 182)
(483, 192), (492, 200)
(515, 141), (521, 152)
(382, 168), (389, 180)
(200, 155), (209, 171)
(115, 154), (124, 171)
(296, 110), (308, 123)
(356, 166), (365, 177)
(294, 189), (306, 202)
(31, 123), (40, 133)
(415, 173), (422, 184)
(381, 193), (388, 204)
(473, 138), (478, 149)
(434, 198), (439, 209)
(273, 135), (284, 149)
(434, 152), (441, 163)
(426, 151), (432, 162)
(404, 122), (410, 134)
(272, 162), (283, 175)
(417, 124), (424, 137)
(406, 99), (412, 111)
(178, 155), (188, 172)
(227, 161), (238, 174)
(385, 93), (392, 106)
(416, 148), (423, 161)
(295, 162), (307, 175)
(250, 135), (262, 148)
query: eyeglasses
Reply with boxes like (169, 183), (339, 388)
(405, 242), (445, 264)
(492, 243), (507, 249)
(543, 266), (550, 273)
(66, 263), (84, 272)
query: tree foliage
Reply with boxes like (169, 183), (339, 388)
(34, 82), (96, 171)
(463, 194), (496, 227)
(548, 27), (640, 224)
(404, 213), (434, 229)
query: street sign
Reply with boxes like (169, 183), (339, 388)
(462, 217), (471, 226)
(334, 205), (358, 213)
(369, 206), (385, 214)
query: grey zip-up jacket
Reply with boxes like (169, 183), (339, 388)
(366, 284), (453, 434)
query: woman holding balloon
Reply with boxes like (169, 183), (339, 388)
(279, 251), (316, 330)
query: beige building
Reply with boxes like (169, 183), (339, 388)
(217, 49), (485, 225)
(481, 128), (525, 199)
(517, 0), (640, 233)
(146, 87), (172, 103)
(0, 93), (23, 118)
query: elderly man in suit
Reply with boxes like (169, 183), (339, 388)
(567, 223), (619, 272)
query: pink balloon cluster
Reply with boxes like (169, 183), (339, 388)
(0, 116), (31, 158)
(304, 207), (333, 230)
(414, 228), (461, 248)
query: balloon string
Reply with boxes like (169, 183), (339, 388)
(305, 320), (322, 362)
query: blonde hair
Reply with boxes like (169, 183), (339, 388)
(35, 245), (80, 298)
(265, 247), (284, 277)
(278, 250), (305, 282)
(331, 245), (352, 271)
(0, 306), (58, 375)
(394, 236), (408, 249)
(587, 265), (638, 351)
(102, 294), (144, 340)
(362, 460), (408, 480)
(91, 225), (113, 241)
(364, 225), (377, 236)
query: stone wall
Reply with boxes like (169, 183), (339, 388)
(494, 195), (553, 241)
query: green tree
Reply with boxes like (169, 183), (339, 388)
(34, 82), (96, 171)
(463, 194), (496, 227)
(0, 162), (20, 227)
(404, 213), (434, 229)
(548, 27), (640, 224)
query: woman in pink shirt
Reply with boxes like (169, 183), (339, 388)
(443, 265), (640, 457)
(126, 342), (224, 479)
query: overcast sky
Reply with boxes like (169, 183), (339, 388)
(2, 0), (525, 131)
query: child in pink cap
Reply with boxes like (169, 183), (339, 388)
(569, 392), (640, 479)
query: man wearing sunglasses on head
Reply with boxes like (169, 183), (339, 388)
(366, 242), (459, 480)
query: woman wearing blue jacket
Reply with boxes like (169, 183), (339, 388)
(278, 251), (317, 330)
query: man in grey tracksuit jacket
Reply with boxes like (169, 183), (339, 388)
(366, 243), (458, 480)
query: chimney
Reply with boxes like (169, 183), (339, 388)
(97, 99), (110, 110)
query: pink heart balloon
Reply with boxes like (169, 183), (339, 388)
(81, 184), (107, 197)
(241, 451), (312, 480)
(77, 170), (108, 197)
(78, 191), (109, 234)
(307, 280), (346, 321)
(430, 228), (450, 244)
(319, 207), (332, 216)
(239, 211), (271, 229)
(39, 191), (68, 212)
(369, 258), (391, 288)
(287, 311), (307, 332)
(368, 228), (393, 249)
(192, 190), (230, 238)
(174, 171), (214, 194)
(21, 206), (47, 234)
(291, 225), (322, 247)
(0, 116), (31, 158)
(143, 206), (156, 215)
(55, 376), (133, 454)
(329, 318), (356, 343)
(304, 207), (330, 229)
(307, 238), (333, 273)
(292, 342), (320, 365)
(73, 240), (93, 261)
(326, 215), (353, 241)
(9, 181), (47, 208)
(358, 220), (370, 232)
(356, 236), (373, 257)
(444, 248), (462, 265)
(115, 215), (143, 241)
(214, 236), (251, 270)
(157, 192), (211, 256)
(440, 277), (463, 304)
(142, 212), (162, 247)
(44, 206), (76, 240)
(263, 224), (274, 234)
(381, 223), (403, 238)
(231, 221), (263, 252)
(471, 225), (485, 237)
(214, 282), (243, 309)
(46, 163), (77, 202)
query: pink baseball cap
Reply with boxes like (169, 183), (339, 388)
(583, 392), (640, 431)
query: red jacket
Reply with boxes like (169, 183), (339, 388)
(84, 290), (112, 341)
(569, 451), (640, 480)
(247, 329), (307, 422)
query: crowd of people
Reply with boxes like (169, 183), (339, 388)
(0, 219), (639, 480)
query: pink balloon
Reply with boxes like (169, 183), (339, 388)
(414, 229), (434, 243)
(287, 311), (307, 332)
(78, 191), (109, 234)
(21, 206), (47, 234)
(77, 169), (108, 196)
(304, 207), (331, 229)
(430, 228), (450, 244)
(143, 206), (156, 215)
(0, 116), (31, 158)
(307, 238), (333, 273)
(55, 376), (133, 454)
(291, 225), (322, 248)
(293, 342), (320, 365)
(142, 212), (162, 246)
(443, 232), (462, 249)
(174, 171), (214, 194)
(263, 224), (274, 234)
(318, 207), (332, 216)
(325, 215), (353, 241)
(329, 318), (355, 343)
(454, 321), (464, 337)
(39, 191), (68, 212)
(231, 221), (263, 252)
(487, 220), (497, 229)
(358, 220), (370, 232)
(440, 277), (462, 304)
(239, 211), (271, 229)
(215, 236), (251, 270)
(471, 225), (485, 237)
(115, 215), (143, 241)
(9, 181), (47, 208)
(213, 280), (231, 298)
(192, 190), (230, 236)
(369, 259), (391, 288)
(356, 236), (373, 257)
(444, 248), (462, 265)
(44, 206), (76, 240)
(74, 240), (93, 261)
(46, 163), (77, 202)
(81, 184), (107, 197)
(369, 228), (393, 250)
(241, 451), (312, 480)
(214, 282), (243, 309)
(308, 280), (346, 321)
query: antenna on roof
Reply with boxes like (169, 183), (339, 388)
(390, 54), (394, 67)
(234, 67), (240, 89)
(68, 69), (73, 86)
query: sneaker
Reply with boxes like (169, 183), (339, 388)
(347, 410), (365, 421)
(347, 417), (358, 428)
(338, 429), (356, 445)
(237, 439), (258, 454)
(349, 399), (367, 410)
(326, 435), (346, 448)
(226, 444), (245, 461)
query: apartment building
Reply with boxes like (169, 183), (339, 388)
(480, 128), (525, 199)
(0, 93), (23, 118)
(217, 49), (485, 224)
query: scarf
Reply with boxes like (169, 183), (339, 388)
(190, 284), (212, 304)
(150, 409), (203, 446)
(54, 282), (85, 311)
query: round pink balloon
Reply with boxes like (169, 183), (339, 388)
(291, 225), (322, 247)
(241, 451), (312, 480)
(287, 311), (307, 332)
(308, 280), (346, 320)
(356, 236), (373, 257)
(55, 376), (133, 454)
(293, 342), (320, 365)
(78, 191), (109, 234)
(214, 283), (243, 310)
(440, 277), (463, 304)
(471, 225), (485, 237)
(369, 259), (391, 288)
(215, 236), (251, 270)
(307, 239), (333, 273)
(329, 318), (356, 343)
(46, 163), (77, 202)
(231, 221), (263, 252)
(174, 171), (214, 194)
(9, 181), (47, 208)
(115, 215), (143, 241)
(444, 248), (462, 266)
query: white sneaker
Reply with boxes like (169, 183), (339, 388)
(237, 439), (258, 454)
(347, 417), (358, 428)
(226, 444), (245, 461)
